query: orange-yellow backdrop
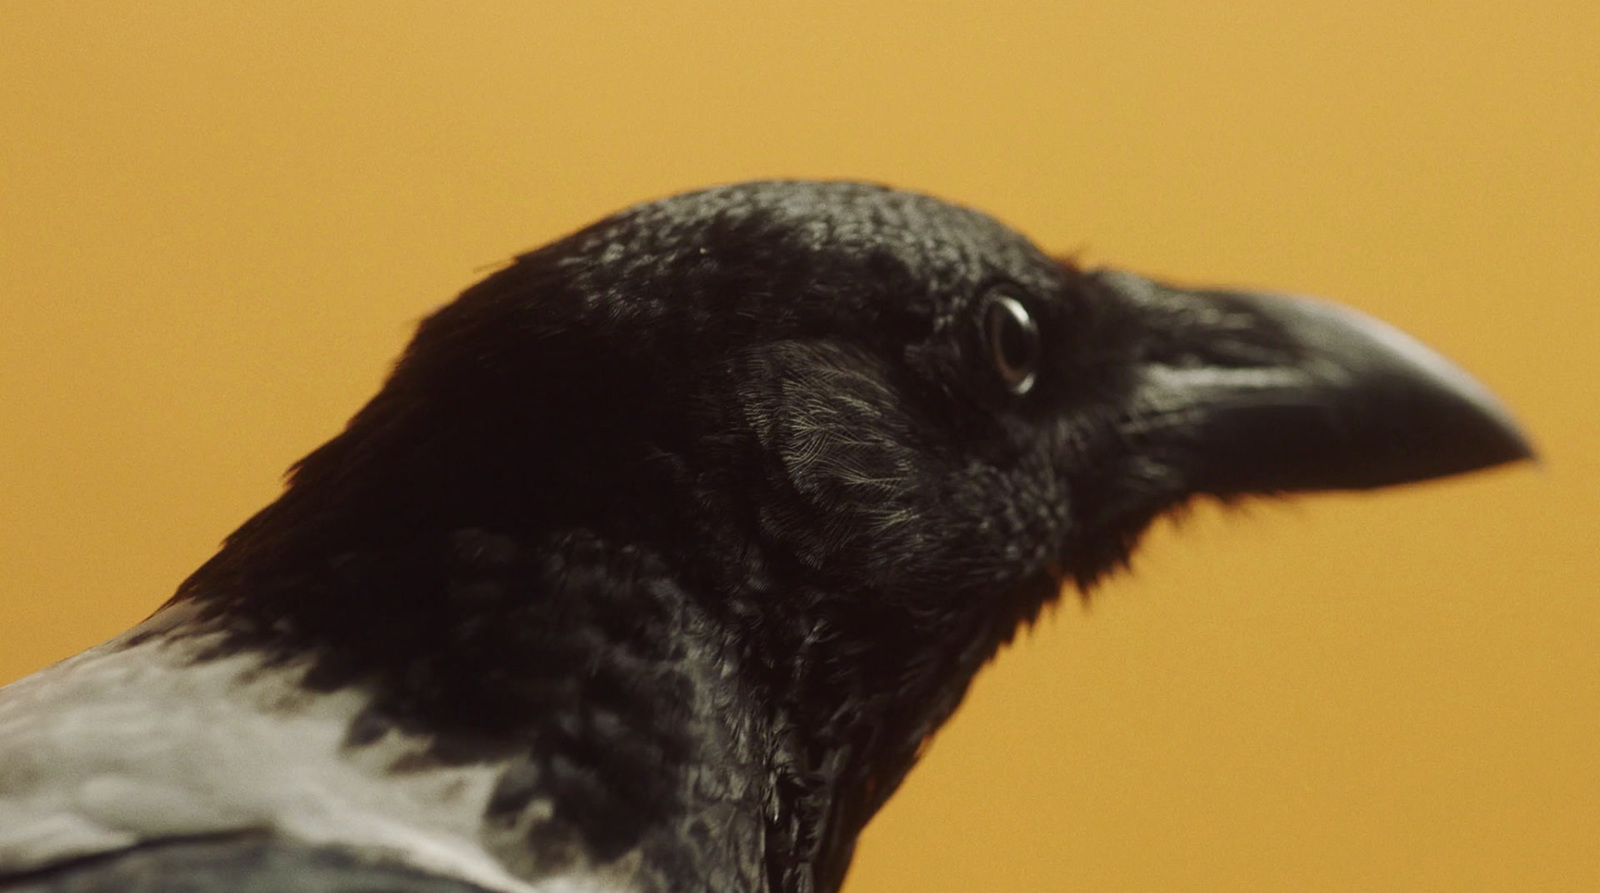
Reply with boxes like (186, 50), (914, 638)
(2, 4), (1595, 891)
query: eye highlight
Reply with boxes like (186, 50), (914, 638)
(983, 293), (1040, 395)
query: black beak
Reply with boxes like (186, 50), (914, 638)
(1094, 270), (1535, 495)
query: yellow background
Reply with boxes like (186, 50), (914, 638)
(2, 4), (1595, 890)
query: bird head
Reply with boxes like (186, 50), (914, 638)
(175, 181), (1530, 890)
(274, 181), (1525, 616)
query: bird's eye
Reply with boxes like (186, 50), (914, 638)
(983, 293), (1040, 395)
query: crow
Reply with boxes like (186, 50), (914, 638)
(0, 181), (1530, 893)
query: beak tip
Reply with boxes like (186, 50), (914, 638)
(1286, 295), (1536, 485)
(1419, 408), (1538, 484)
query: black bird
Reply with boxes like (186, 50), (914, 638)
(0, 181), (1530, 893)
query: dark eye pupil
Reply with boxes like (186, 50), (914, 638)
(986, 295), (1039, 394)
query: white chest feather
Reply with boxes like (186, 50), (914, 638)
(0, 612), (574, 892)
